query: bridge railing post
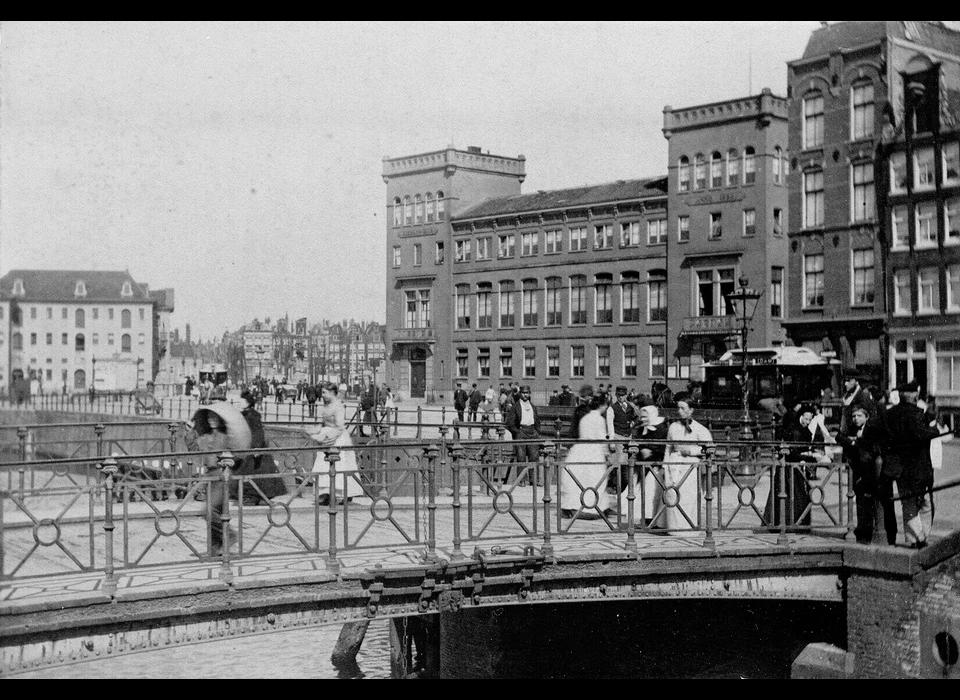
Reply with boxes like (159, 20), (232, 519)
(416, 406), (423, 440)
(449, 441), (465, 561)
(844, 457), (856, 541)
(423, 444), (439, 563)
(324, 447), (341, 574)
(15, 427), (28, 493)
(625, 441), (639, 553)
(217, 451), (235, 583)
(97, 456), (119, 595)
(437, 425), (449, 493)
(777, 443), (790, 546)
(702, 446), (716, 550)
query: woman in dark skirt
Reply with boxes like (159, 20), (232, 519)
(230, 390), (289, 505)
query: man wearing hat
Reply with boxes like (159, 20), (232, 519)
(840, 371), (877, 435)
(453, 381), (468, 428)
(504, 385), (541, 476)
(606, 386), (639, 498)
(882, 379), (944, 548)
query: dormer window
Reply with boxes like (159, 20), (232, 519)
(74, 280), (87, 298)
(11, 279), (24, 296)
(121, 281), (133, 297)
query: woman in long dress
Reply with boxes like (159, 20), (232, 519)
(560, 390), (614, 519)
(309, 382), (364, 505)
(654, 393), (713, 531)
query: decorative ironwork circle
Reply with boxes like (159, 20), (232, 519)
(371, 497), (393, 521)
(154, 510), (180, 536)
(580, 487), (600, 510)
(34, 518), (61, 546)
(266, 502), (291, 527)
(662, 486), (681, 507)
(53, 465), (71, 478)
(492, 490), (514, 514)
(737, 487), (756, 507)
(810, 486), (825, 506)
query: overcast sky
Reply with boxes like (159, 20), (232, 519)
(1, 21), (846, 339)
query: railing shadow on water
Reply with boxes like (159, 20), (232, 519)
(0, 418), (857, 591)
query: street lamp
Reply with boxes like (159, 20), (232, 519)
(725, 275), (763, 441)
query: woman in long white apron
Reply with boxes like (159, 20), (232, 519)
(559, 392), (614, 518)
(654, 394), (713, 531)
(309, 382), (364, 505)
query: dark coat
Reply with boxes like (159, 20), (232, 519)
(839, 387), (879, 435)
(505, 399), (540, 437)
(837, 418), (886, 474)
(232, 407), (288, 502)
(634, 421), (668, 462)
(883, 401), (940, 491)
(453, 388), (468, 410)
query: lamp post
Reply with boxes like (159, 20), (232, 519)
(725, 275), (763, 441)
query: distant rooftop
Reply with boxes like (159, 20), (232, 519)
(800, 21), (960, 61)
(0, 269), (156, 303)
(453, 176), (668, 221)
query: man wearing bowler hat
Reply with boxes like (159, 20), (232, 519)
(505, 385), (541, 476)
(607, 385), (638, 498)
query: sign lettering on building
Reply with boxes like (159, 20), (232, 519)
(687, 192), (745, 206)
(399, 227), (440, 238)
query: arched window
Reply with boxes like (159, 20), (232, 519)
(727, 149), (740, 186)
(393, 197), (402, 227)
(12, 332), (22, 350)
(710, 152), (723, 188)
(74, 280), (87, 297)
(425, 193), (436, 222)
(121, 334), (132, 352)
(415, 194), (424, 224)
(74, 369), (86, 390)
(678, 156), (690, 192)
(75, 334), (85, 352)
(743, 147), (756, 185)
(436, 191), (446, 221)
(121, 281), (133, 297)
(521, 278), (539, 327)
(121, 309), (131, 328)
(773, 146), (783, 184)
(75, 308), (85, 329)
(12, 279), (24, 296)
(694, 154), (706, 190)
(569, 275), (587, 325)
(403, 196), (412, 226)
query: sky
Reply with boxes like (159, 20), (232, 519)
(1, 21), (836, 340)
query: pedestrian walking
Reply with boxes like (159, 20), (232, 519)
(560, 389), (613, 520)
(504, 384), (541, 479)
(468, 383), (483, 423)
(309, 382), (364, 506)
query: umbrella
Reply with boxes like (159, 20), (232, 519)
(191, 402), (252, 452)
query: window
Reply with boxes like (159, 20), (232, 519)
(412, 243), (422, 266)
(596, 345), (611, 377)
(121, 309), (131, 328)
(61, 333), (67, 345)
(620, 272), (641, 323)
(121, 334), (132, 353)
(455, 284), (471, 329)
(571, 346), (585, 378)
(647, 219), (666, 245)
(623, 345), (638, 378)
(545, 229), (563, 254)
(46, 307), (52, 320)
(30, 307), (37, 320)
(742, 209), (756, 237)
(547, 346), (560, 377)
(499, 281), (515, 328)
(456, 348), (469, 378)
(477, 283), (492, 329)
(545, 277), (562, 326)
(773, 208), (784, 236)
(649, 344), (666, 378)
(30, 332), (37, 345)
(773, 147), (783, 185)
(803, 254), (825, 308)
(851, 163), (875, 222)
(478, 348), (491, 378)
(498, 234), (515, 259)
(454, 240), (471, 262)
(523, 347), (536, 378)
(743, 147), (756, 185)
(92, 307), (99, 320)
(569, 226), (587, 252)
(392, 246), (401, 267)
(947, 265), (960, 311)
(12, 279), (24, 296)
(648, 273), (667, 322)
(138, 333), (145, 345)
(75, 308), (85, 329)
(709, 212), (722, 240)
(499, 347), (513, 378)
(121, 281), (133, 297)
(74, 369), (86, 390)
(620, 222), (641, 247)
(694, 154), (706, 190)
(918, 267), (939, 313)
(46, 332), (52, 345)
(12, 333), (21, 350)
(697, 268), (736, 316)
(414, 195), (423, 224)
(75, 334), (85, 352)
(727, 149), (740, 186)
(521, 232), (539, 256)
(936, 339), (960, 393)
(851, 82), (875, 140)
(678, 156), (690, 192)
(894, 269), (912, 315)
(916, 202), (938, 249)
(404, 289), (431, 328)
(594, 224), (613, 250)
(678, 215), (690, 243)
(892, 206), (909, 249)
(425, 193), (436, 223)
(710, 152), (723, 188)
(436, 192), (445, 220)
(435, 242), (445, 264)
(851, 249), (875, 306)
(944, 143), (960, 185)
(803, 93), (824, 149)
(476, 237), (491, 260)
(108, 333), (114, 345)
(393, 198), (402, 227)
(594, 274), (613, 324)
(569, 275), (587, 325)
(139, 308), (145, 321)
(403, 196), (412, 226)
(771, 267), (784, 318)
(890, 152), (908, 194)
(62, 308), (67, 320)
(914, 147), (935, 190)
(804, 170), (824, 228)
(522, 279), (539, 327)
(946, 198), (960, 246)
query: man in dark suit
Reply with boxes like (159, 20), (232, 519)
(883, 379), (945, 548)
(505, 384), (541, 469)
(453, 382), (468, 423)
(837, 405), (893, 544)
(839, 371), (878, 435)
